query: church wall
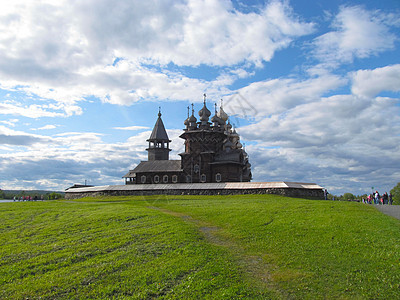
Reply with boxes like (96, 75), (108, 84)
(147, 148), (169, 161)
(212, 164), (244, 182)
(134, 172), (182, 184)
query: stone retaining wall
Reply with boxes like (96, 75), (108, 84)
(65, 187), (324, 199)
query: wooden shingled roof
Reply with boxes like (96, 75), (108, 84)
(147, 112), (170, 142)
(123, 160), (182, 177)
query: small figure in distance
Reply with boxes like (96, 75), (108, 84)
(324, 189), (329, 200)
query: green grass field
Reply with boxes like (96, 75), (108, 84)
(1, 195), (399, 299)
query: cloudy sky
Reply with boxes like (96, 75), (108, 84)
(0, 0), (399, 195)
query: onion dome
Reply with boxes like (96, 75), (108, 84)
(188, 103), (197, 129)
(218, 99), (229, 122)
(184, 106), (190, 127)
(211, 103), (224, 125)
(211, 114), (222, 123)
(198, 94), (211, 122)
(226, 120), (232, 132)
(224, 138), (233, 150)
(189, 113), (197, 123)
(218, 107), (228, 122)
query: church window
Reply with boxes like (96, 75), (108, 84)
(215, 173), (222, 182)
(163, 175), (168, 183)
(194, 164), (200, 173)
(154, 175), (160, 183)
(186, 175), (192, 183)
(141, 175), (146, 184)
(200, 174), (206, 183)
(172, 175), (178, 183)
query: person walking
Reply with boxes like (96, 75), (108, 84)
(375, 191), (380, 205)
(324, 189), (329, 200)
(389, 193), (393, 205)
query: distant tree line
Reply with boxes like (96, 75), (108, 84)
(326, 182), (400, 205)
(0, 190), (64, 200)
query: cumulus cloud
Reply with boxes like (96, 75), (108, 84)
(0, 99), (82, 118)
(0, 130), (141, 188)
(312, 5), (399, 69)
(351, 64), (400, 98)
(0, 126), (51, 145)
(0, 0), (314, 107)
(0, 124), (185, 190)
(73, 0), (314, 66)
(223, 74), (346, 118)
(239, 92), (400, 194)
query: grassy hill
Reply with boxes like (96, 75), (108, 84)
(1, 195), (399, 299)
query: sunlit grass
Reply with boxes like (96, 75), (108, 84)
(1, 195), (399, 299)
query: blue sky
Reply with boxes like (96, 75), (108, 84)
(0, 0), (399, 195)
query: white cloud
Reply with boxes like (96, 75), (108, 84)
(0, 125), (51, 145)
(224, 74), (346, 118)
(312, 6), (399, 68)
(0, 0), (314, 107)
(0, 119), (19, 127)
(351, 64), (400, 98)
(113, 126), (150, 131)
(0, 100), (82, 118)
(0, 125), (186, 190)
(31, 124), (57, 130)
(239, 92), (400, 194)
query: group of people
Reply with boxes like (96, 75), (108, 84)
(13, 195), (44, 201)
(362, 191), (393, 205)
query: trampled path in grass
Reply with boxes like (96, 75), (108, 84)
(1, 195), (400, 299)
(148, 205), (281, 296)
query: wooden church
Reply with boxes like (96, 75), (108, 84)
(123, 95), (252, 184)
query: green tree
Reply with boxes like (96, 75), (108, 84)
(390, 182), (400, 205)
(48, 192), (63, 200)
(327, 194), (334, 200)
(343, 193), (355, 200)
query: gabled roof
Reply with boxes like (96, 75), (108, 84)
(147, 112), (170, 142)
(123, 160), (182, 177)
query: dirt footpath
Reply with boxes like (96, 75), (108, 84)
(375, 205), (400, 220)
